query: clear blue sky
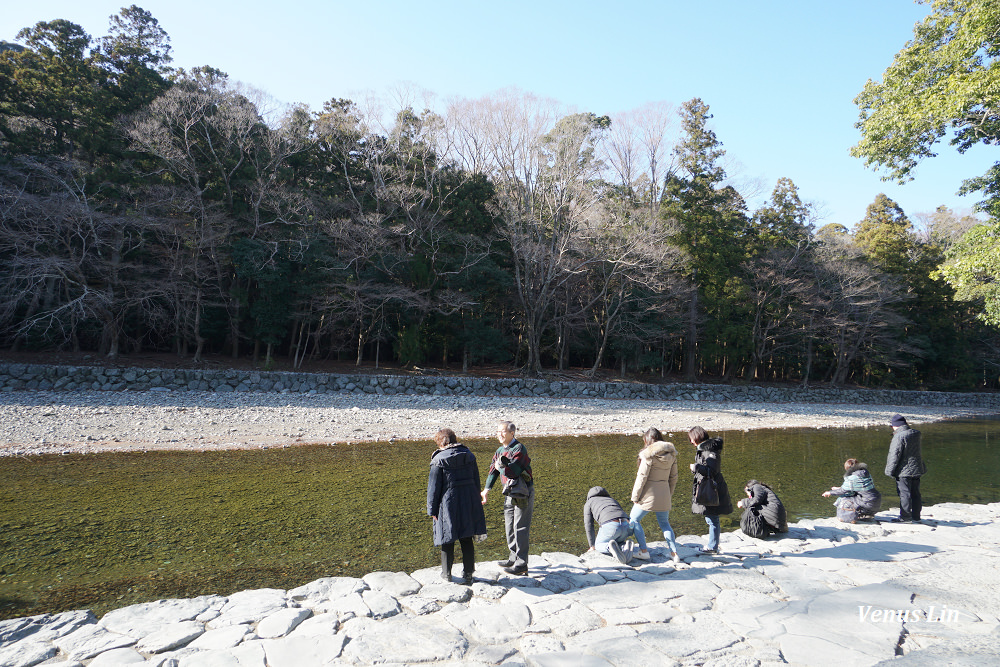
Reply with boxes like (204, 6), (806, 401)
(5, 0), (994, 230)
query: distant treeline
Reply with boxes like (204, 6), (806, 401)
(2, 6), (998, 389)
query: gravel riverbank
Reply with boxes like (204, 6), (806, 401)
(1, 389), (997, 457)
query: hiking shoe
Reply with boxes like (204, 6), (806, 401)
(496, 559), (515, 567)
(502, 565), (528, 576)
(607, 540), (629, 564)
(633, 549), (651, 561)
(462, 572), (474, 585)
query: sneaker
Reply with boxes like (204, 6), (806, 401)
(633, 549), (651, 561)
(671, 551), (681, 564)
(462, 572), (474, 585)
(607, 540), (629, 564)
(496, 559), (515, 567)
(698, 547), (718, 555)
(502, 565), (528, 576)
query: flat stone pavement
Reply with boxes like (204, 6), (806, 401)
(2, 502), (999, 667)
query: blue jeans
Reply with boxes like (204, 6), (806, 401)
(630, 506), (678, 554)
(704, 515), (721, 550)
(595, 518), (647, 554)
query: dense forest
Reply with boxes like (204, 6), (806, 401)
(2, 5), (999, 390)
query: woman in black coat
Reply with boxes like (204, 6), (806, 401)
(689, 426), (733, 553)
(737, 480), (787, 538)
(427, 428), (487, 584)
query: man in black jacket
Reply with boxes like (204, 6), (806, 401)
(885, 414), (926, 522)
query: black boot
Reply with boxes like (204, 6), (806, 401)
(440, 547), (453, 582)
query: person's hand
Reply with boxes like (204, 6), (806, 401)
(689, 463), (696, 473)
(480, 489), (489, 505)
(822, 491), (831, 497)
(736, 499), (744, 509)
(431, 515), (437, 520)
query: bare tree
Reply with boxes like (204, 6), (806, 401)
(491, 110), (610, 375)
(0, 156), (164, 356)
(125, 73), (314, 361)
(601, 101), (676, 216)
(810, 246), (913, 386)
(741, 244), (817, 381)
(578, 197), (681, 376)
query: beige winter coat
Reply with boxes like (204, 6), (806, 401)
(631, 440), (679, 511)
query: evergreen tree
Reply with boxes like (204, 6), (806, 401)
(662, 98), (751, 379)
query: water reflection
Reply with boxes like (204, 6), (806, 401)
(1, 416), (997, 620)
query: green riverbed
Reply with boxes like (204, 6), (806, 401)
(2, 416), (997, 620)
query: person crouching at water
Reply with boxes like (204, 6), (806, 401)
(689, 426), (733, 554)
(584, 486), (650, 563)
(737, 480), (788, 538)
(427, 428), (487, 585)
(822, 458), (882, 523)
(629, 427), (681, 563)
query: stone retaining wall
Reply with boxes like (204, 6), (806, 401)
(2, 362), (999, 409)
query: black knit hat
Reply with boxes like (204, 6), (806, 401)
(890, 414), (907, 427)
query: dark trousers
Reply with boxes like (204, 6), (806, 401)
(504, 485), (535, 569)
(895, 476), (922, 520)
(441, 537), (475, 577)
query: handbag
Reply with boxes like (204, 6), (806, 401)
(695, 473), (720, 507)
(501, 475), (530, 499)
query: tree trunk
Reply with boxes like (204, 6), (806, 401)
(192, 292), (205, 363)
(801, 316), (814, 389)
(684, 275), (699, 381)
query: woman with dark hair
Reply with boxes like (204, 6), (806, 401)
(822, 458), (882, 523)
(427, 428), (487, 584)
(688, 426), (733, 554)
(737, 479), (788, 538)
(629, 427), (680, 563)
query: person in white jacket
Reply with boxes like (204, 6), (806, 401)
(629, 427), (681, 563)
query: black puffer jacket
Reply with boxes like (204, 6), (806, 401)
(745, 482), (787, 532)
(691, 437), (733, 516)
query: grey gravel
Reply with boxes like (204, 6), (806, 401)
(2, 389), (993, 457)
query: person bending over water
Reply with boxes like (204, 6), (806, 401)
(822, 458), (882, 523)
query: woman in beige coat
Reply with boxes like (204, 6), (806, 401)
(629, 427), (681, 563)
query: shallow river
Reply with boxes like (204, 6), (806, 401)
(1, 416), (997, 620)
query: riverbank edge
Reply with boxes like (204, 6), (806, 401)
(1, 501), (998, 666)
(2, 362), (999, 409)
